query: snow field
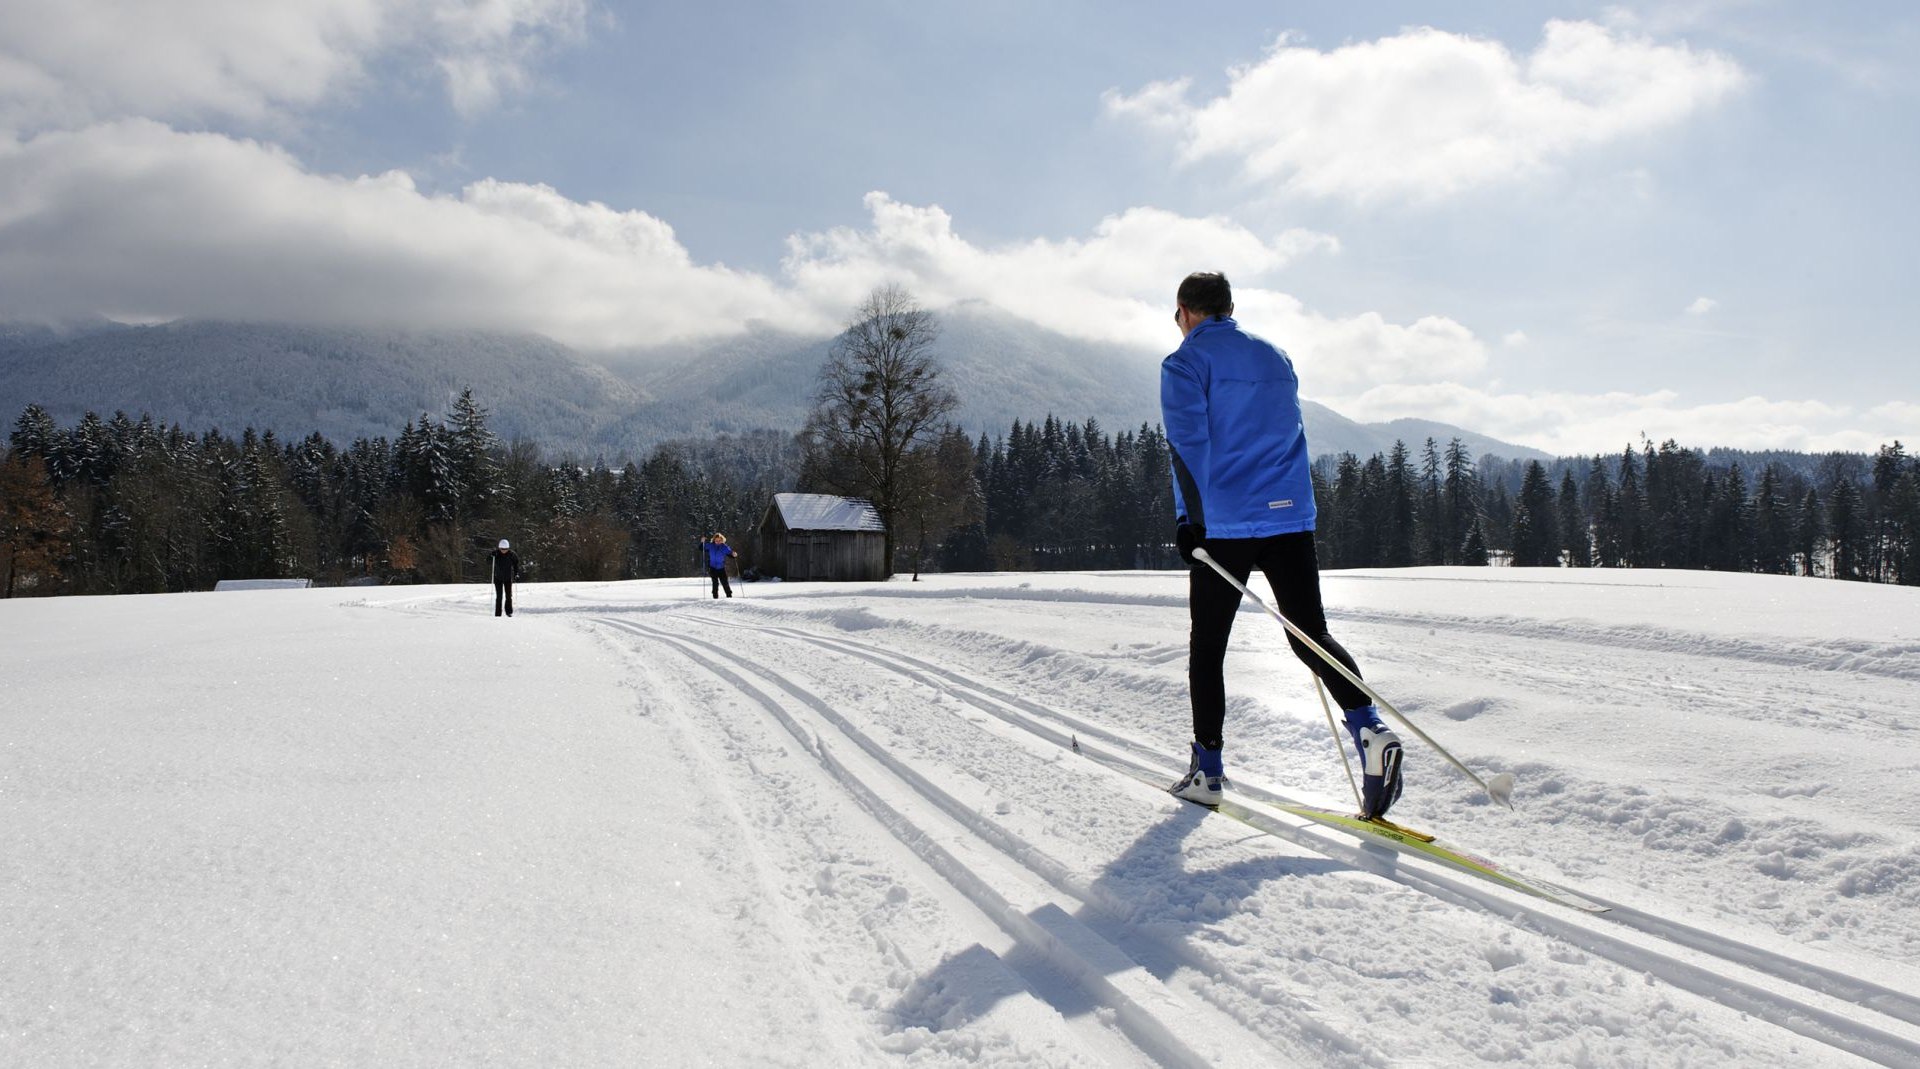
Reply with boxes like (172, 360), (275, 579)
(5, 567), (1918, 1066)
(629, 587), (1904, 1059)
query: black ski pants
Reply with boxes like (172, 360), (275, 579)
(1188, 530), (1366, 749)
(494, 579), (513, 617)
(709, 566), (732, 598)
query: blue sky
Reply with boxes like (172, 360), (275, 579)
(1, 1), (1914, 455)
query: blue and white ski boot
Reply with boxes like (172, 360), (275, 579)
(1343, 706), (1404, 819)
(1171, 742), (1227, 807)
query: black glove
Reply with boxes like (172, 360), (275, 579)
(1176, 520), (1206, 566)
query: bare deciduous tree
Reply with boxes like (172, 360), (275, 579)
(801, 285), (959, 571)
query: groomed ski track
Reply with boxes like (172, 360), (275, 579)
(592, 614), (1334, 1068)
(578, 599), (1920, 1069)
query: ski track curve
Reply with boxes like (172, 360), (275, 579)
(633, 604), (1920, 1069)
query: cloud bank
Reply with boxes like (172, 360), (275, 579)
(0, 0), (588, 127)
(1105, 20), (1747, 204)
(0, 118), (1893, 455)
(1, 116), (1505, 408)
(0, 9), (1889, 457)
(0, 120), (1471, 401)
(1343, 382), (1902, 456)
(0, 121), (811, 346)
(0, 123), (1417, 364)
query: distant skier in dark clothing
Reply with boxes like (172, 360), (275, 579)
(703, 533), (736, 598)
(490, 539), (520, 617)
(1162, 271), (1403, 817)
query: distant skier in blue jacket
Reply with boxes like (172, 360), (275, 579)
(703, 533), (737, 599)
(1161, 271), (1403, 817)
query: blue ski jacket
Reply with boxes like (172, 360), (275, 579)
(703, 541), (736, 569)
(1160, 316), (1317, 538)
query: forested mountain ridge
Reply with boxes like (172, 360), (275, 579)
(0, 321), (645, 455)
(1, 312), (1548, 463)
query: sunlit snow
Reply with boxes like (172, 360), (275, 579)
(5, 567), (1917, 1066)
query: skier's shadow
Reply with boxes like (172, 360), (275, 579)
(882, 801), (1352, 1036)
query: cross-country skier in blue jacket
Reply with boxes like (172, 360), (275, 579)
(1161, 271), (1404, 817)
(703, 533), (737, 599)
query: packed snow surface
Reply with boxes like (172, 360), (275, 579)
(5, 567), (1919, 1067)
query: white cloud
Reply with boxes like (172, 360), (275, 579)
(1865, 402), (1920, 435)
(1685, 296), (1717, 315)
(1605, 2), (1907, 95)
(0, 0), (589, 127)
(1105, 19), (1747, 205)
(777, 196), (1487, 393)
(428, 0), (591, 116)
(1503, 330), (1530, 347)
(0, 121), (810, 346)
(1239, 299), (1488, 394)
(780, 192), (1353, 349)
(1339, 381), (1895, 456)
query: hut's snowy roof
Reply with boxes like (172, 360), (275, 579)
(772, 493), (885, 532)
(213, 579), (313, 591)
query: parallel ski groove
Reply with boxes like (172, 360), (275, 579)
(597, 616), (1333, 1069)
(674, 609), (1920, 1066)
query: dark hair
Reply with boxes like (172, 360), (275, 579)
(1177, 272), (1233, 319)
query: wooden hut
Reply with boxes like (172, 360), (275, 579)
(756, 493), (888, 581)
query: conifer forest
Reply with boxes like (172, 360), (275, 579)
(2, 393), (1915, 597)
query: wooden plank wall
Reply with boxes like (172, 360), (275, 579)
(782, 531), (886, 581)
(755, 505), (888, 581)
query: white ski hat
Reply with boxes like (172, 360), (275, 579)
(499, 539), (510, 549)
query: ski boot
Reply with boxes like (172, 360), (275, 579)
(1343, 706), (1403, 819)
(1170, 741), (1227, 807)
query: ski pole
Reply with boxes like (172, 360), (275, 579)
(1315, 676), (1364, 813)
(1190, 546), (1515, 808)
